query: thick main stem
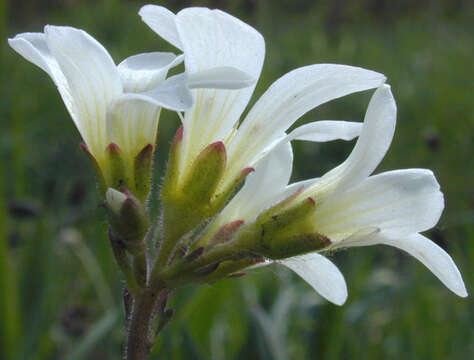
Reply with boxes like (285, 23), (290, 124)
(125, 289), (160, 360)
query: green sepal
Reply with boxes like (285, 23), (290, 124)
(161, 126), (183, 201)
(156, 140), (227, 267)
(212, 167), (255, 210)
(180, 141), (227, 206)
(257, 197), (317, 236)
(195, 219), (245, 248)
(202, 257), (263, 283)
(261, 232), (330, 260)
(234, 197), (329, 260)
(79, 143), (106, 195)
(208, 220), (244, 246)
(134, 143), (154, 202)
(106, 143), (130, 190)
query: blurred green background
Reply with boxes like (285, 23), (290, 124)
(1, 0), (472, 359)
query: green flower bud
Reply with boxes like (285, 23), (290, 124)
(105, 188), (149, 252)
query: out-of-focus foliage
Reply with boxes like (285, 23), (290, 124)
(1, 0), (472, 359)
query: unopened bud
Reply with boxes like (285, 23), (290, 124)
(105, 188), (149, 249)
(106, 188), (127, 216)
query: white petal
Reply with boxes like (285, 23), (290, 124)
(218, 141), (294, 224)
(105, 188), (127, 214)
(176, 8), (264, 78)
(368, 233), (467, 297)
(313, 169), (444, 241)
(227, 65), (386, 182)
(44, 26), (122, 159)
(187, 66), (255, 89)
(174, 8), (265, 174)
(123, 73), (193, 111)
(282, 253), (348, 306)
(107, 97), (160, 159)
(139, 5), (182, 49)
(286, 121), (363, 142)
(318, 84), (396, 193)
(118, 52), (183, 93)
(8, 33), (80, 138)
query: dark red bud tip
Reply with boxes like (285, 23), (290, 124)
(106, 142), (121, 154)
(79, 142), (90, 153)
(210, 220), (245, 245)
(185, 247), (204, 262)
(317, 233), (331, 246)
(227, 271), (247, 278)
(119, 187), (133, 197)
(140, 143), (154, 154)
(241, 167), (255, 176)
(219, 219), (244, 233)
(122, 197), (138, 210)
(172, 126), (184, 145)
(306, 197), (316, 206)
(279, 185), (305, 207)
(254, 258), (266, 264)
(208, 141), (226, 154)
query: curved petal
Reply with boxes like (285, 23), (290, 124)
(118, 52), (184, 93)
(123, 73), (193, 111)
(281, 253), (348, 306)
(44, 25), (122, 159)
(139, 5), (182, 50)
(317, 84), (396, 193)
(226, 65), (386, 182)
(313, 169), (444, 241)
(286, 121), (363, 142)
(187, 66), (255, 89)
(8, 32), (80, 137)
(107, 97), (161, 160)
(174, 8), (265, 175)
(358, 233), (467, 297)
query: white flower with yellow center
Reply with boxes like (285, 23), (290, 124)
(206, 85), (467, 305)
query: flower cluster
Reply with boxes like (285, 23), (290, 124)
(9, 4), (467, 358)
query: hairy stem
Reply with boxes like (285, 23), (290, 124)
(125, 288), (161, 360)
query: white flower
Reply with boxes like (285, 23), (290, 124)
(209, 85), (467, 305)
(8, 25), (251, 187)
(139, 5), (386, 192)
(8, 26), (189, 173)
